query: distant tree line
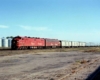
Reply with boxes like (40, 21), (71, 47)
(6, 36), (14, 39)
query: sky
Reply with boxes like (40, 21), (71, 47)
(0, 0), (100, 43)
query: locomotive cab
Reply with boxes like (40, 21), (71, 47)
(11, 36), (22, 50)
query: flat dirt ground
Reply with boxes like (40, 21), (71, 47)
(0, 48), (100, 80)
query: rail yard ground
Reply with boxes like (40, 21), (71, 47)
(0, 47), (100, 80)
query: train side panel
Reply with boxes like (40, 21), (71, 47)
(11, 36), (46, 49)
(72, 41), (75, 47)
(61, 40), (66, 48)
(45, 39), (60, 48)
(36, 38), (45, 48)
(60, 40), (72, 48)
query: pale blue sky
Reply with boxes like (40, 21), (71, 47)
(0, 0), (100, 43)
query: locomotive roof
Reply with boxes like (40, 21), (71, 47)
(14, 36), (59, 40)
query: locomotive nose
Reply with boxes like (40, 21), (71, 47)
(11, 40), (17, 50)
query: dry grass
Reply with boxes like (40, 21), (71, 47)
(83, 47), (100, 52)
(0, 47), (100, 56)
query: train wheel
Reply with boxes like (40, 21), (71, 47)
(25, 47), (27, 49)
(20, 47), (22, 50)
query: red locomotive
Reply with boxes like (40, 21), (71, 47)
(45, 38), (61, 48)
(11, 36), (61, 50)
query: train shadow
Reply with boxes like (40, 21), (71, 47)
(86, 66), (100, 80)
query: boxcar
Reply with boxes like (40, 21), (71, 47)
(72, 41), (76, 47)
(71, 41), (80, 47)
(61, 40), (72, 48)
(79, 42), (86, 47)
(82, 42), (86, 47)
(75, 42), (80, 47)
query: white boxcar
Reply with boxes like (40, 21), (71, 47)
(74, 42), (77, 46)
(77, 42), (80, 47)
(80, 42), (83, 46)
(72, 41), (75, 47)
(82, 42), (86, 47)
(66, 41), (69, 46)
(72, 41), (78, 47)
(75, 42), (78, 47)
(68, 41), (72, 47)
(79, 42), (86, 47)
(61, 40), (71, 47)
(79, 42), (82, 46)
(72, 41), (80, 47)
(2, 38), (8, 47)
(61, 40), (66, 47)
(0, 38), (2, 47)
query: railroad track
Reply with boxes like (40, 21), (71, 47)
(0, 47), (82, 52)
(0, 48), (70, 56)
(0, 47), (99, 57)
(0, 48), (51, 50)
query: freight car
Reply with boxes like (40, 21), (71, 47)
(60, 40), (72, 48)
(11, 36), (61, 50)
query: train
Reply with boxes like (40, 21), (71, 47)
(0, 36), (99, 50)
(10, 36), (87, 50)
